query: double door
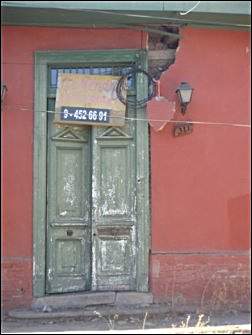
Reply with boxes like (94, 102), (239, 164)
(45, 64), (144, 293)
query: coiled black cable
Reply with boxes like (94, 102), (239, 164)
(116, 69), (156, 107)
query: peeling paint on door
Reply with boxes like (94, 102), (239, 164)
(45, 57), (149, 294)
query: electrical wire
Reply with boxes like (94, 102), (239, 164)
(2, 105), (250, 128)
(180, 2), (201, 16)
(116, 69), (156, 107)
(59, 113), (251, 128)
(74, 9), (251, 29)
(33, 110), (252, 128)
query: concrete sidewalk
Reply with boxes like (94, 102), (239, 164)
(6, 325), (251, 334)
(2, 323), (251, 334)
(2, 306), (251, 334)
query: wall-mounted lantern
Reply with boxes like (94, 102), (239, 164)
(1, 84), (7, 103)
(176, 82), (193, 114)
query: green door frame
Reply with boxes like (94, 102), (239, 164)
(33, 49), (150, 297)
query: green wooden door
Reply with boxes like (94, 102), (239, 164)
(45, 64), (143, 293)
(46, 114), (92, 293)
(92, 96), (137, 291)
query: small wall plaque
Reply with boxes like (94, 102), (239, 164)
(174, 121), (193, 137)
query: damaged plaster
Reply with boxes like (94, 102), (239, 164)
(148, 25), (180, 80)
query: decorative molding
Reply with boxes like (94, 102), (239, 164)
(52, 127), (87, 142)
(97, 127), (132, 140)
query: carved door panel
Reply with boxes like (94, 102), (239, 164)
(92, 98), (137, 291)
(46, 115), (92, 293)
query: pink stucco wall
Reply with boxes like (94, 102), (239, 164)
(150, 27), (250, 310)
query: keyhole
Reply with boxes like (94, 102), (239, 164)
(67, 230), (73, 236)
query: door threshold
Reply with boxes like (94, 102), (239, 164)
(32, 292), (153, 311)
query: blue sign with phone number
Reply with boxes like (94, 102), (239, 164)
(60, 106), (110, 123)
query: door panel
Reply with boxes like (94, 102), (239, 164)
(92, 98), (137, 291)
(46, 114), (91, 293)
(56, 147), (85, 219)
(95, 227), (134, 290)
(99, 144), (131, 217)
(47, 228), (90, 293)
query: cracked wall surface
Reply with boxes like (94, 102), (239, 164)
(148, 25), (180, 80)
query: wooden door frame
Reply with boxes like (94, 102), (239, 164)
(33, 49), (150, 297)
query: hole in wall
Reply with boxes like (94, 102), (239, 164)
(148, 25), (181, 80)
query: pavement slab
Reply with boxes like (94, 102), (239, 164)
(2, 308), (251, 334)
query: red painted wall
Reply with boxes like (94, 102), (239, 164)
(2, 25), (250, 312)
(150, 27), (250, 310)
(1, 26), (147, 311)
(151, 27), (250, 252)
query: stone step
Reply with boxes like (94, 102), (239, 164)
(31, 292), (153, 312)
(32, 292), (115, 311)
(9, 302), (168, 320)
(115, 292), (153, 306)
